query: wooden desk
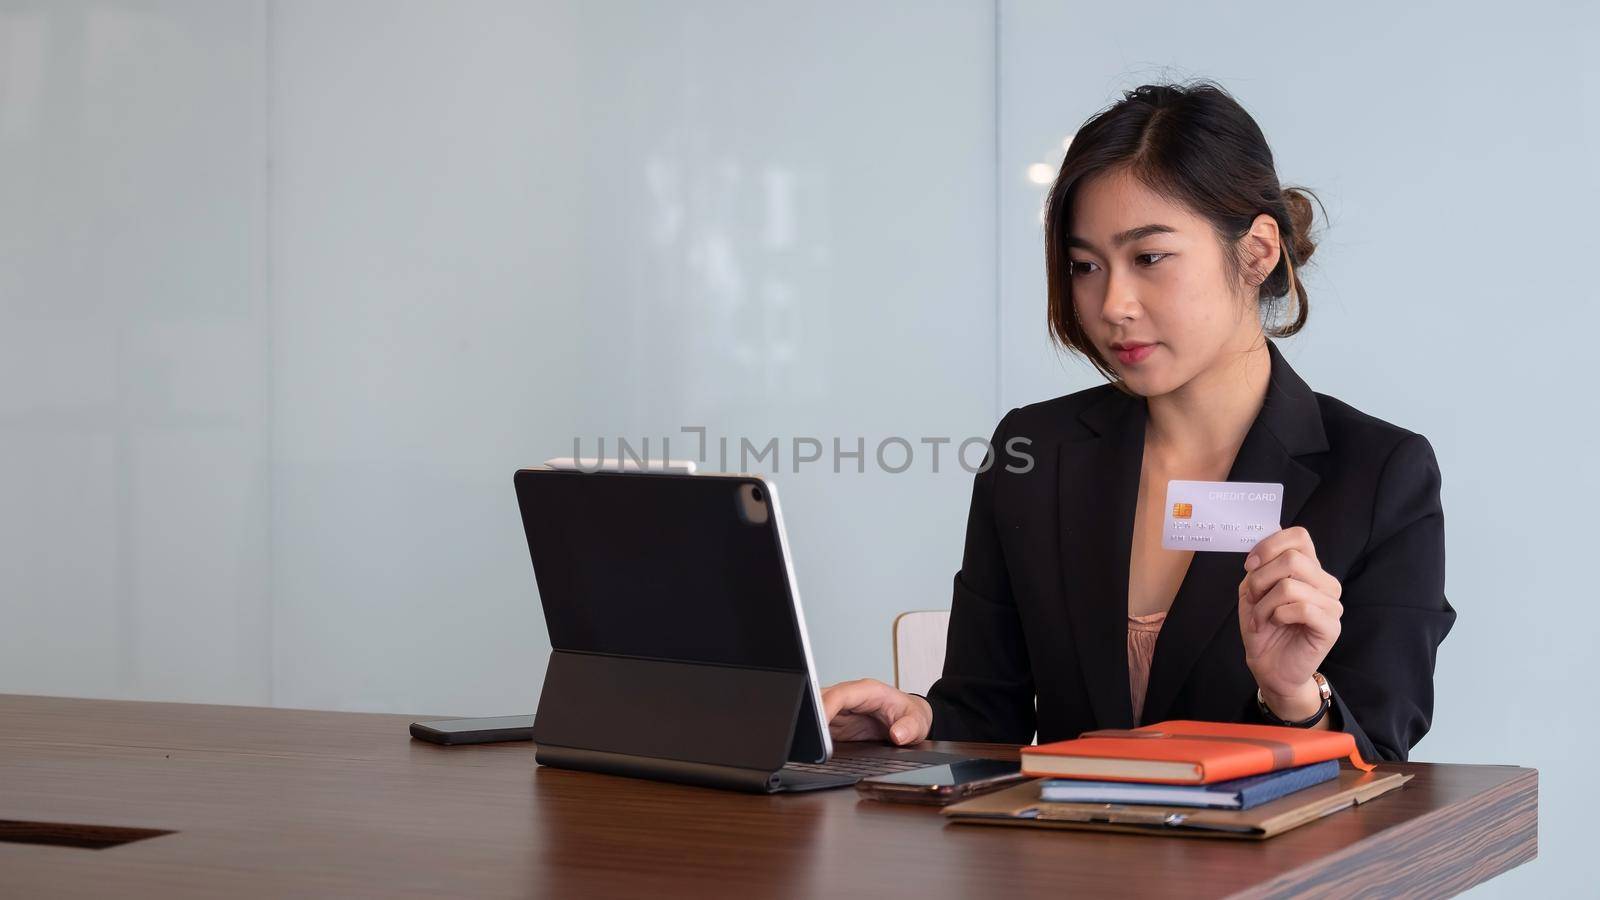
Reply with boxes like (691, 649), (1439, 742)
(0, 695), (1535, 898)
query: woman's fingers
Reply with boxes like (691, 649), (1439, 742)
(1244, 526), (1317, 573)
(821, 679), (887, 723)
(1267, 599), (1341, 643)
(1238, 579), (1261, 633)
(1243, 547), (1340, 603)
(820, 678), (931, 744)
(1251, 578), (1343, 637)
(828, 711), (888, 741)
(1252, 577), (1324, 625)
(887, 711), (923, 745)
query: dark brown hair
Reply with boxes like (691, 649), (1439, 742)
(1044, 81), (1322, 380)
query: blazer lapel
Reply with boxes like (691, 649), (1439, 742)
(1137, 340), (1328, 725)
(1057, 386), (1145, 730)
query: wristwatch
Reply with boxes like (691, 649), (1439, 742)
(1256, 671), (1332, 728)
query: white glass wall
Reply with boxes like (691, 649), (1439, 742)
(0, 0), (998, 716)
(0, 1), (270, 703)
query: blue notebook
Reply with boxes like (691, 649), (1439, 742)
(1038, 759), (1340, 810)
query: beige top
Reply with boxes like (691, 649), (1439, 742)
(1127, 610), (1169, 724)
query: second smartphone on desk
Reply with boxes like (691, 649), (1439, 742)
(410, 715), (535, 745)
(855, 758), (1026, 805)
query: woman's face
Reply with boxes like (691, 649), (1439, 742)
(1066, 167), (1265, 398)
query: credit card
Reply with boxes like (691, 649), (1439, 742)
(1161, 480), (1284, 552)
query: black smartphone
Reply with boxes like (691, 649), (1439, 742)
(854, 758), (1026, 805)
(409, 715), (535, 745)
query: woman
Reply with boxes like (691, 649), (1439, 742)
(821, 82), (1455, 764)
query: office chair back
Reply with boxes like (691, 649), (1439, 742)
(892, 610), (950, 696)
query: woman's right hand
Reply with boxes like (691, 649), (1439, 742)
(820, 678), (933, 746)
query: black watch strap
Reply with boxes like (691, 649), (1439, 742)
(1256, 672), (1332, 728)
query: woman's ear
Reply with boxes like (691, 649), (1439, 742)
(1240, 213), (1282, 286)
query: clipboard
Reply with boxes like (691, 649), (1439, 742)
(942, 767), (1412, 840)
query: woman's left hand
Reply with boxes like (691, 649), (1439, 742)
(1237, 526), (1343, 704)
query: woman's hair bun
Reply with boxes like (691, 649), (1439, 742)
(1281, 186), (1319, 265)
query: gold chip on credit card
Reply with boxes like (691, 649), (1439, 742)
(1172, 502), (1193, 519)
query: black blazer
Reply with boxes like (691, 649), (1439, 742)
(924, 340), (1456, 763)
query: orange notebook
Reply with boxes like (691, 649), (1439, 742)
(1021, 720), (1375, 784)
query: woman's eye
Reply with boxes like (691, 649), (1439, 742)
(1069, 260), (1098, 277)
(1135, 252), (1169, 267)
